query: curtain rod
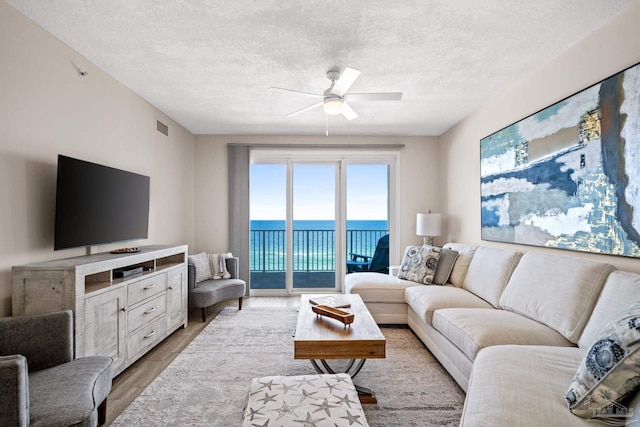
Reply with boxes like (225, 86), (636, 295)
(228, 143), (405, 149)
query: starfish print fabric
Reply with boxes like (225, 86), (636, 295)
(242, 373), (368, 426)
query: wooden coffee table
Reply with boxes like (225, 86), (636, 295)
(294, 294), (386, 403)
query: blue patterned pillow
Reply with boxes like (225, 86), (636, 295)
(565, 302), (640, 420)
(397, 245), (441, 285)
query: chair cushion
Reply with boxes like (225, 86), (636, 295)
(499, 251), (615, 343)
(242, 374), (368, 427)
(404, 285), (492, 325)
(433, 308), (573, 361)
(190, 278), (246, 308)
(29, 356), (113, 427)
(188, 252), (213, 284)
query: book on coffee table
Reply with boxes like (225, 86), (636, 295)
(308, 295), (352, 308)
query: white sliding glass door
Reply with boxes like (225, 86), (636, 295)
(249, 149), (398, 296)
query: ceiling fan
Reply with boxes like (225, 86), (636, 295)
(269, 67), (402, 120)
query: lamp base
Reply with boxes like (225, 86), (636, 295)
(423, 236), (435, 246)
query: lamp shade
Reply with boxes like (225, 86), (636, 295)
(416, 213), (442, 237)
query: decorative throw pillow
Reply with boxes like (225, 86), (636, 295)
(188, 252), (213, 285)
(430, 246), (459, 285)
(397, 245), (441, 285)
(565, 302), (640, 420)
(209, 252), (233, 279)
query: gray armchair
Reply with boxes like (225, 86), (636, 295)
(188, 256), (246, 322)
(0, 310), (113, 427)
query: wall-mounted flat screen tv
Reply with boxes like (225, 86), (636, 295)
(54, 155), (150, 250)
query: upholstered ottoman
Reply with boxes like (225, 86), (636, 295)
(242, 373), (369, 426)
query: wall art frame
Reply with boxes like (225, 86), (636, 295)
(480, 61), (640, 258)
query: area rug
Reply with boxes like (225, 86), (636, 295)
(112, 307), (465, 426)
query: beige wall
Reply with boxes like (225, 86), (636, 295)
(0, 2), (196, 316)
(193, 135), (440, 263)
(440, 2), (640, 273)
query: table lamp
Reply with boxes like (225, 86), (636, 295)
(416, 212), (442, 246)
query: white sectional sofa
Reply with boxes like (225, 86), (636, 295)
(345, 243), (640, 426)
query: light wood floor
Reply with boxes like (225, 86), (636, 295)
(105, 296), (300, 425)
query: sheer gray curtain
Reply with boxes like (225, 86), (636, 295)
(227, 144), (250, 295)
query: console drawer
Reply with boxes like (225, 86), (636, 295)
(127, 293), (166, 334)
(128, 273), (166, 305)
(127, 316), (167, 361)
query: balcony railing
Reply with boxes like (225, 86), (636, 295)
(250, 229), (388, 272)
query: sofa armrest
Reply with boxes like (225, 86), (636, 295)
(0, 354), (29, 426)
(225, 257), (240, 279)
(0, 311), (73, 371)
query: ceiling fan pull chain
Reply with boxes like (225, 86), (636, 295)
(326, 114), (329, 136)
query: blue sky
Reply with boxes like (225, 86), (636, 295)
(250, 164), (388, 220)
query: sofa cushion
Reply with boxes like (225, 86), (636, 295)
(404, 286), (492, 325)
(397, 245), (441, 284)
(461, 346), (589, 427)
(188, 252), (212, 284)
(566, 302), (640, 419)
(578, 270), (640, 349)
(433, 308), (573, 361)
(461, 246), (522, 307)
(499, 251), (615, 343)
(442, 243), (476, 287)
(345, 272), (417, 304)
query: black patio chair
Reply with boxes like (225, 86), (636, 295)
(346, 234), (389, 274)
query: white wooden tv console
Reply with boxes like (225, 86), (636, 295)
(12, 244), (188, 375)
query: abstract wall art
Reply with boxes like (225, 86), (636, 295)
(480, 62), (640, 258)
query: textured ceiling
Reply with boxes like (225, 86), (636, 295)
(7, 0), (638, 136)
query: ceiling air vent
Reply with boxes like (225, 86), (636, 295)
(156, 120), (168, 136)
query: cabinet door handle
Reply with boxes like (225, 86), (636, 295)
(121, 306), (127, 312)
(143, 330), (156, 339)
(168, 286), (173, 290)
(143, 283), (156, 290)
(144, 307), (156, 315)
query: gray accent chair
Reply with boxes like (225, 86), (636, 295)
(188, 256), (247, 322)
(0, 310), (113, 427)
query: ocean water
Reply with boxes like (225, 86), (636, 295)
(250, 220), (388, 271)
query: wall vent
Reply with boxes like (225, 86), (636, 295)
(156, 120), (169, 136)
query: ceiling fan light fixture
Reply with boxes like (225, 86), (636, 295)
(323, 97), (342, 115)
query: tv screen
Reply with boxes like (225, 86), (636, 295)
(54, 155), (150, 250)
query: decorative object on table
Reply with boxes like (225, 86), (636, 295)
(416, 212), (442, 246)
(480, 61), (640, 258)
(311, 304), (355, 326)
(309, 295), (352, 308)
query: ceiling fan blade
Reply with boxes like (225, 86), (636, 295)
(286, 101), (323, 117)
(343, 92), (403, 101)
(330, 67), (361, 97)
(269, 87), (324, 98)
(341, 101), (358, 120)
